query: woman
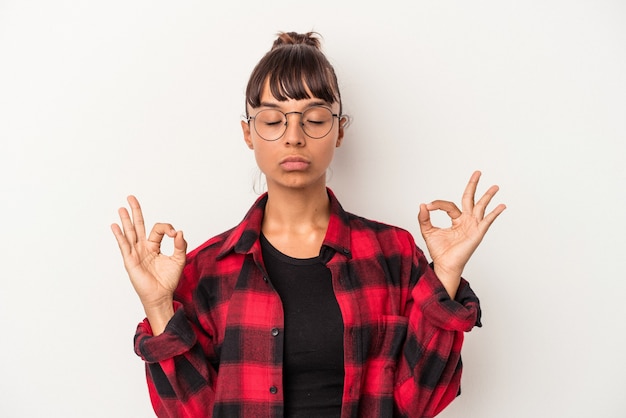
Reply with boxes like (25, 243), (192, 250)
(112, 31), (505, 418)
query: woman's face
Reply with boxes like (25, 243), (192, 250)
(241, 80), (345, 193)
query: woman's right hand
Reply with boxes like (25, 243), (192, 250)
(111, 195), (187, 335)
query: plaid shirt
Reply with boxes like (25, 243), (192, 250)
(134, 189), (482, 418)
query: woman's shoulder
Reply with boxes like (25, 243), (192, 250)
(345, 211), (418, 252)
(329, 189), (414, 243)
(345, 210), (412, 235)
(185, 226), (238, 261)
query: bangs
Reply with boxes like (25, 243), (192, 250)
(246, 44), (340, 112)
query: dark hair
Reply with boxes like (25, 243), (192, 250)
(245, 31), (342, 116)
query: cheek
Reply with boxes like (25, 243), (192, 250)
(318, 143), (338, 165)
(252, 144), (274, 170)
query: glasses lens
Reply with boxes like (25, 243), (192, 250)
(254, 109), (286, 141)
(251, 107), (336, 141)
(302, 107), (334, 139)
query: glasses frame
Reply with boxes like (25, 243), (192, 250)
(245, 105), (342, 142)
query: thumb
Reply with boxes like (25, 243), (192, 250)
(418, 203), (433, 232)
(172, 230), (188, 259)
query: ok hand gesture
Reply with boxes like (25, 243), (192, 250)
(111, 196), (187, 334)
(418, 171), (505, 297)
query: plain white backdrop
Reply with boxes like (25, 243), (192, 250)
(1, 1), (625, 417)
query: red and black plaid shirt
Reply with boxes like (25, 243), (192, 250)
(134, 188), (482, 418)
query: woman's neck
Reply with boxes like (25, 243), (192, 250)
(261, 184), (331, 258)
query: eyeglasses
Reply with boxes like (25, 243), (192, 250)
(245, 106), (341, 141)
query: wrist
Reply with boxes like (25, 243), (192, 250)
(433, 264), (462, 299)
(143, 300), (175, 336)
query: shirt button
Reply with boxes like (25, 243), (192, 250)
(263, 276), (269, 282)
(269, 386), (278, 394)
(271, 328), (279, 337)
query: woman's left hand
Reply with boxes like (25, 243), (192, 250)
(418, 170), (506, 297)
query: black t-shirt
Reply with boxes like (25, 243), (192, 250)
(260, 234), (344, 418)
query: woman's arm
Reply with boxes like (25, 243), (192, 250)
(112, 196), (217, 417)
(111, 195), (187, 334)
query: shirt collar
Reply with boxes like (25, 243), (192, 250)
(217, 188), (352, 259)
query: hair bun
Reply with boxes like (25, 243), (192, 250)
(271, 31), (322, 50)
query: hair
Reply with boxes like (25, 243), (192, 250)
(245, 31), (343, 116)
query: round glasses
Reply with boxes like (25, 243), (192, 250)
(246, 106), (341, 141)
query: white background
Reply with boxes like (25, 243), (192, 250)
(1, 1), (625, 417)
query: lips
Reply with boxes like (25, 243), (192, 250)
(279, 155), (310, 171)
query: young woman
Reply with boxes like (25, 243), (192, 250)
(112, 31), (505, 418)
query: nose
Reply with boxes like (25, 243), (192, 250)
(282, 112), (306, 146)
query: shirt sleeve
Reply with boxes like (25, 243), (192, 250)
(133, 288), (218, 417)
(393, 241), (481, 418)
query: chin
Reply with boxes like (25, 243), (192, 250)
(270, 174), (327, 191)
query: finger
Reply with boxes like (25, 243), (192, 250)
(461, 170), (482, 213)
(118, 206), (137, 244)
(172, 230), (188, 259)
(147, 223), (177, 246)
(110, 223), (131, 257)
(479, 203), (507, 232)
(427, 200), (462, 220)
(417, 203), (434, 233)
(127, 195), (147, 241)
(473, 184), (500, 219)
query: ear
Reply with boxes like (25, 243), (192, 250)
(335, 116), (347, 148)
(241, 120), (254, 149)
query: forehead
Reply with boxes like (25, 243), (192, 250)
(256, 79), (337, 110)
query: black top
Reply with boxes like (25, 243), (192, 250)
(260, 234), (344, 418)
